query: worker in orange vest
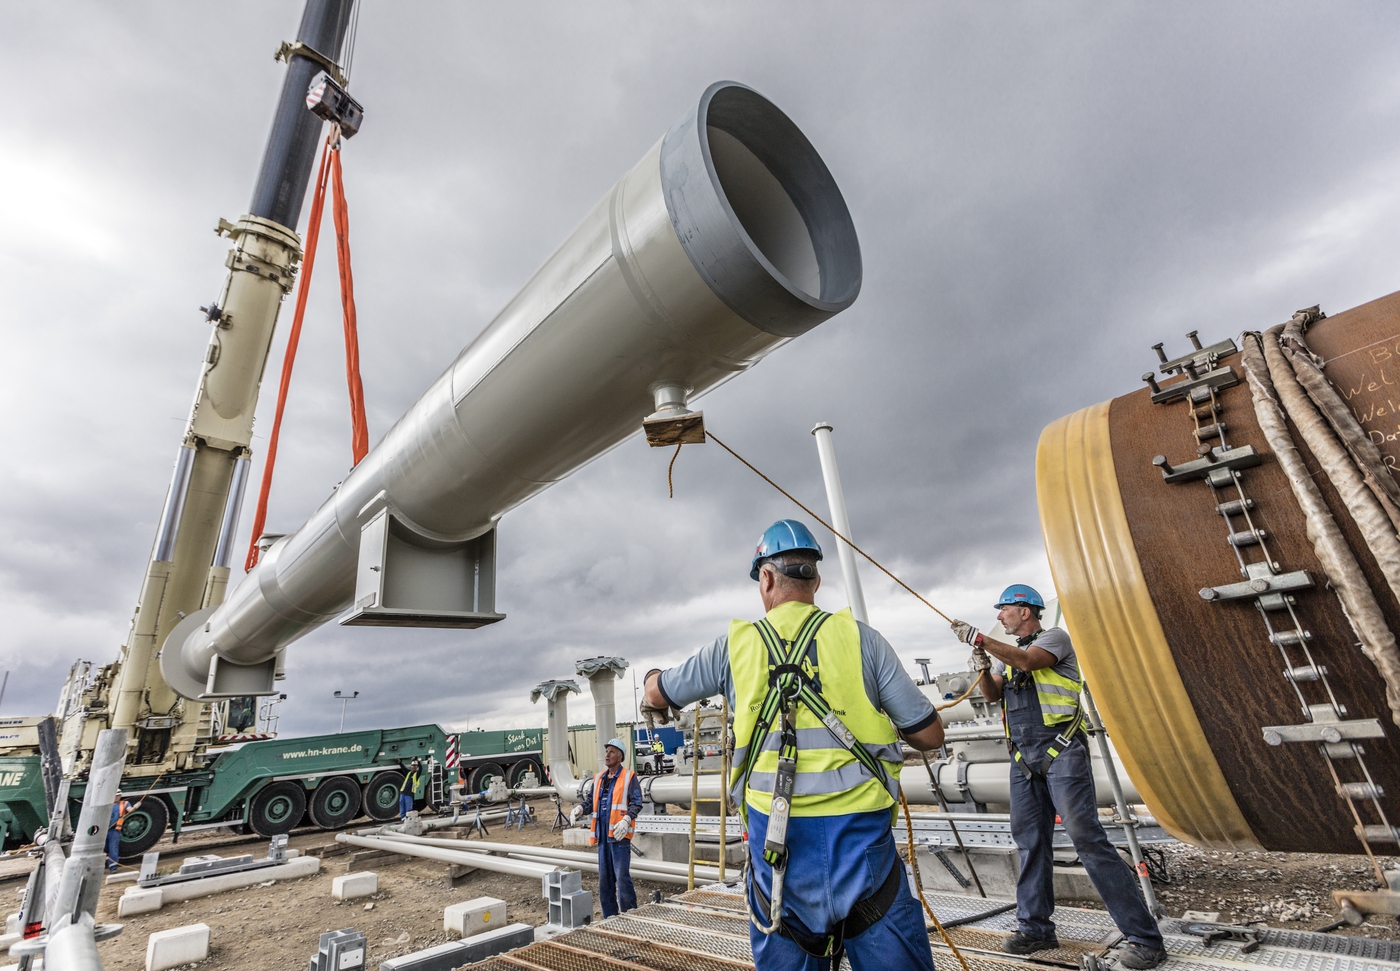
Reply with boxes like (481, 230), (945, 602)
(106, 796), (139, 871)
(589, 738), (642, 917)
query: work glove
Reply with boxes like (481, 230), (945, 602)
(950, 620), (981, 647)
(610, 816), (633, 841)
(969, 646), (992, 672)
(640, 668), (674, 725)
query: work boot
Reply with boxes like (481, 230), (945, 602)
(1002, 932), (1059, 955)
(1116, 943), (1167, 969)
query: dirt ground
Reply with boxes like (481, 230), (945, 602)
(1063, 842), (1400, 942)
(80, 800), (672, 971)
(4, 804), (1395, 968)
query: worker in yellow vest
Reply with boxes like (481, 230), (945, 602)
(589, 738), (642, 917)
(643, 520), (944, 970)
(953, 586), (1165, 969)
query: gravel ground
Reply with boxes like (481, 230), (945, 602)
(1077, 842), (1399, 941)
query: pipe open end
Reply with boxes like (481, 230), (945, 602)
(663, 82), (862, 338)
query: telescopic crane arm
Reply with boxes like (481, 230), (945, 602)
(102, 0), (357, 772)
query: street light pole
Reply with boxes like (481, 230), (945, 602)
(334, 690), (359, 733)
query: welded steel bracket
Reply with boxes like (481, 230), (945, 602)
(1199, 563), (1314, 609)
(1152, 444), (1261, 483)
(1262, 718), (1384, 747)
(343, 496), (506, 629)
(1149, 364), (1241, 404)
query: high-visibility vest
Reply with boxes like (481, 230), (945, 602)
(728, 602), (903, 818)
(402, 770), (421, 794)
(113, 799), (132, 831)
(589, 767), (636, 845)
(1003, 631), (1083, 728)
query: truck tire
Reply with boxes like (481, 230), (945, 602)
(466, 762), (505, 793)
(249, 782), (306, 837)
(506, 758), (543, 788)
(362, 771), (404, 822)
(309, 776), (362, 829)
(117, 797), (168, 862)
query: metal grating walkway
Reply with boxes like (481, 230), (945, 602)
(465, 885), (1400, 971)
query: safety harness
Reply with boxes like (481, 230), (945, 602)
(737, 608), (901, 961)
(1003, 631), (1086, 780)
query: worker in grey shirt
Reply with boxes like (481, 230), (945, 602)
(643, 519), (941, 971)
(952, 584), (1165, 969)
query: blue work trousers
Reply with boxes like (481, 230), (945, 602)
(105, 828), (121, 870)
(399, 792), (414, 819)
(1008, 731), (1162, 948)
(597, 838), (636, 917)
(746, 806), (935, 971)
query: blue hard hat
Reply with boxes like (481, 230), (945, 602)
(750, 520), (823, 581)
(995, 584), (1045, 609)
(605, 738), (628, 754)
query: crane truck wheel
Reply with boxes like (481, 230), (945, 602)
(466, 762), (505, 793)
(309, 776), (362, 829)
(117, 797), (168, 862)
(249, 782), (307, 837)
(362, 771), (405, 822)
(506, 758), (543, 788)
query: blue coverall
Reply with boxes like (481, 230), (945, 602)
(1004, 675), (1163, 948)
(746, 807), (936, 971)
(593, 769), (642, 917)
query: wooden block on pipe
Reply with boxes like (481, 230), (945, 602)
(443, 862), (479, 887)
(349, 848), (397, 866)
(305, 841), (349, 859)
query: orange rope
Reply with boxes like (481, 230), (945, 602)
(330, 140), (369, 465)
(245, 134), (333, 572)
(245, 128), (371, 571)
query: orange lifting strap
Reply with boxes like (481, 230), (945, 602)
(245, 129), (369, 572)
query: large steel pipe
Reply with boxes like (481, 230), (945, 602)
(1038, 291), (1400, 853)
(166, 81), (862, 699)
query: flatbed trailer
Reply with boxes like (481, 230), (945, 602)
(0, 722), (552, 859)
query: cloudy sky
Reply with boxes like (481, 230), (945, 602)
(4, 3), (1400, 738)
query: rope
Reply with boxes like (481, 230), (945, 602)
(245, 134), (333, 571)
(705, 429), (955, 623)
(667, 443), (682, 498)
(245, 126), (371, 571)
(899, 787), (971, 971)
(330, 138), (369, 465)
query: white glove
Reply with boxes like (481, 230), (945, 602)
(610, 816), (632, 840)
(951, 620), (981, 647)
(969, 646), (992, 672)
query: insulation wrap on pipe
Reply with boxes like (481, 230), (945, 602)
(1037, 291), (1400, 853)
(165, 81), (862, 700)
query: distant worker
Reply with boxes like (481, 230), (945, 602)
(952, 585), (1165, 970)
(643, 520), (943, 971)
(400, 758), (423, 821)
(650, 735), (666, 774)
(590, 738), (642, 917)
(106, 795), (139, 871)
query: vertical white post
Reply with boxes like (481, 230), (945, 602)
(811, 423), (869, 625)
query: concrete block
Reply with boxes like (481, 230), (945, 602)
(119, 887), (165, 917)
(145, 922), (210, 971)
(378, 923), (534, 971)
(443, 896), (506, 936)
(333, 871), (379, 901)
(105, 870), (140, 885)
(128, 857), (321, 913)
(4, 914), (16, 935)
(0, 932), (18, 952)
(561, 828), (591, 849)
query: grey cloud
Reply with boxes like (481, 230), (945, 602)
(3, 2), (1400, 735)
